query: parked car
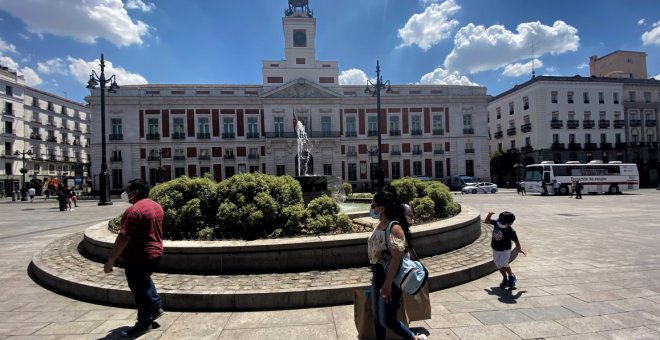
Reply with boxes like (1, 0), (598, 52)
(462, 182), (498, 194)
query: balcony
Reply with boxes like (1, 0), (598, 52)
(172, 132), (186, 140)
(506, 127), (516, 136)
(30, 133), (42, 141)
(109, 133), (123, 141)
(310, 131), (341, 138)
(146, 133), (160, 140)
(265, 132), (296, 138)
(550, 120), (563, 129)
(197, 132), (211, 139)
(222, 132), (235, 139)
(389, 129), (401, 136)
(173, 155), (186, 161)
(248, 154), (260, 160)
(629, 120), (641, 127)
(246, 132), (260, 139)
(494, 131), (503, 139)
(60, 139), (70, 145)
(390, 151), (401, 156)
(344, 131), (357, 137)
(110, 156), (122, 162)
(2, 109), (14, 116)
(434, 150), (444, 155)
(411, 129), (423, 136)
(613, 120), (625, 128)
(615, 142), (627, 149)
(463, 128), (474, 134)
(223, 154), (235, 160)
(582, 120), (595, 129)
(198, 155), (211, 160)
(147, 156), (161, 161)
(521, 123), (532, 133)
(464, 148), (475, 154)
(521, 145), (534, 153)
(62, 156), (70, 162)
(49, 155), (57, 161)
(507, 148), (518, 154)
(346, 151), (357, 157)
(46, 136), (57, 143)
(412, 150), (423, 155)
(600, 142), (612, 150)
(367, 130), (378, 137)
(551, 143), (565, 151)
(598, 120), (610, 128)
(646, 120), (657, 127)
(568, 143), (581, 151)
(1, 128), (14, 135)
(584, 143), (597, 150)
(567, 120), (579, 129)
(432, 129), (444, 135)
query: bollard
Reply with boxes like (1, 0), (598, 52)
(12, 190), (17, 201)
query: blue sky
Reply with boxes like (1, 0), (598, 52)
(0, 0), (659, 103)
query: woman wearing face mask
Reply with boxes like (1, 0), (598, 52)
(367, 191), (427, 340)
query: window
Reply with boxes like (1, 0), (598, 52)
(112, 169), (123, 189)
(465, 160), (474, 177)
(111, 150), (122, 161)
(225, 166), (235, 178)
(175, 168), (185, 178)
(276, 165), (286, 176)
(248, 165), (259, 173)
(323, 164), (332, 176)
(569, 134), (576, 144)
(345, 116), (356, 136)
(629, 91), (636, 102)
(223, 118), (234, 138)
(247, 117), (259, 138)
(599, 111), (606, 120)
(613, 92), (619, 104)
(525, 137), (531, 146)
(583, 92), (590, 104)
(600, 133), (607, 143)
(585, 133), (591, 143)
(321, 116), (331, 136)
(348, 163), (357, 181)
(392, 162), (401, 179)
(552, 111), (559, 120)
(412, 144), (422, 155)
(523, 96), (529, 110)
(389, 116), (400, 135)
(630, 110), (638, 120)
(432, 115), (443, 134)
(391, 145), (400, 155)
(567, 91), (574, 103)
(615, 133), (621, 143)
(553, 134), (559, 143)
(198, 117), (210, 138)
(644, 92), (651, 103)
(367, 116), (378, 136)
(413, 161), (422, 176)
(509, 102), (514, 114)
(5, 85), (12, 96)
(147, 118), (159, 136)
(496, 107), (501, 119)
(598, 92), (604, 104)
(551, 91), (558, 103)
(411, 115), (422, 135)
(274, 117), (284, 136)
(568, 111), (575, 120)
(201, 167), (211, 176)
(584, 111), (591, 120)
(434, 161), (443, 178)
(173, 118), (185, 138)
(463, 114), (473, 134)
(434, 143), (443, 154)
(510, 140), (516, 150)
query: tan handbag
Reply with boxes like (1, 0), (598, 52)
(353, 289), (410, 340)
(403, 283), (431, 321)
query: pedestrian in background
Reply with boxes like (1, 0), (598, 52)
(575, 180), (583, 199)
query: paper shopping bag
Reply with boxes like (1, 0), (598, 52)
(403, 283), (431, 321)
(354, 288), (410, 339)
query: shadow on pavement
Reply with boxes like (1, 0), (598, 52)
(484, 287), (526, 304)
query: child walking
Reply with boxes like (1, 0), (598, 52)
(485, 211), (526, 289)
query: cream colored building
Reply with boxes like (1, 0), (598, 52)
(87, 1), (491, 192)
(589, 50), (648, 79)
(0, 66), (92, 196)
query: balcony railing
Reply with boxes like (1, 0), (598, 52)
(433, 150), (444, 155)
(265, 132), (296, 138)
(551, 143), (565, 150)
(412, 150), (423, 155)
(246, 132), (261, 139)
(109, 133), (123, 141)
(613, 120), (625, 128)
(30, 133), (42, 140)
(551, 120), (563, 129)
(584, 143), (597, 150)
(222, 132), (235, 139)
(390, 151), (401, 156)
(582, 120), (595, 129)
(432, 129), (444, 135)
(344, 131), (357, 137)
(46, 136), (57, 143)
(521, 123), (532, 133)
(521, 145), (534, 153)
(615, 142), (627, 149)
(110, 156), (122, 162)
(629, 120), (641, 127)
(173, 155), (186, 161)
(568, 143), (581, 150)
(2, 109), (15, 116)
(464, 148), (475, 154)
(223, 154), (235, 159)
(367, 130), (378, 137)
(147, 156), (161, 161)
(198, 155), (211, 160)
(598, 120), (610, 128)
(411, 129), (423, 136)
(600, 142), (612, 150)
(506, 127), (516, 136)
(646, 120), (657, 127)
(346, 151), (357, 157)
(172, 132), (186, 140)
(494, 131), (503, 139)
(248, 154), (260, 159)
(310, 131), (341, 138)
(197, 132), (211, 139)
(389, 129), (401, 136)
(463, 128), (474, 134)
(567, 120), (579, 129)
(146, 133), (160, 140)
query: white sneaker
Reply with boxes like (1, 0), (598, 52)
(70, 208), (75, 211)
(416, 335), (427, 340)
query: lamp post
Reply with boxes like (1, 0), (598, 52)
(151, 149), (163, 184)
(368, 146), (378, 194)
(14, 149), (33, 201)
(364, 60), (392, 192)
(86, 54), (119, 206)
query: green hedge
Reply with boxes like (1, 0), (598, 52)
(390, 177), (458, 222)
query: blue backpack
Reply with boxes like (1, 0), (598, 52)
(384, 221), (429, 295)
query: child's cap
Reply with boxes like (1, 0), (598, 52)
(498, 211), (516, 225)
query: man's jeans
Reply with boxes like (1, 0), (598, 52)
(125, 257), (161, 325)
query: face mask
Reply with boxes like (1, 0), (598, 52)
(369, 208), (379, 219)
(120, 191), (130, 202)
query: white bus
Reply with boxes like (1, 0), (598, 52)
(522, 161), (639, 195)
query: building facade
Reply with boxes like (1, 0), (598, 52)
(0, 66), (92, 196)
(589, 50), (648, 79)
(88, 2), (491, 192)
(488, 75), (660, 187)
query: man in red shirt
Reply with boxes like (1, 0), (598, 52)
(104, 179), (164, 337)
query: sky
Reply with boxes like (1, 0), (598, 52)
(0, 0), (659, 104)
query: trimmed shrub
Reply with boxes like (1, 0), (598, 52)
(424, 182), (458, 217)
(389, 177), (425, 203)
(342, 182), (353, 196)
(305, 195), (340, 233)
(410, 196), (435, 222)
(336, 213), (355, 232)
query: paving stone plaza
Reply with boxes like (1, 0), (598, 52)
(1, 189), (660, 339)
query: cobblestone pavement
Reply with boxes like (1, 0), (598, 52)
(2, 190), (660, 339)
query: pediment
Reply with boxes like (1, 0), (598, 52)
(263, 78), (340, 99)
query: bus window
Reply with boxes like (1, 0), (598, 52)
(523, 166), (543, 181)
(543, 172), (551, 183)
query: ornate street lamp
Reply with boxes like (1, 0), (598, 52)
(364, 60), (392, 192)
(14, 149), (33, 201)
(86, 54), (119, 206)
(368, 146), (378, 194)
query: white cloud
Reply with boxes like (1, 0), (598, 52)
(638, 18), (646, 25)
(545, 66), (557, 73)
(0, 55), (19, 70)
(502, 59), (543, 77)
(576, 63), (588, 70)
(419, 67), (478, 86)
(0, 0), (150, 47)
(20, 66), (42, 86)
(0, 37), (17, 54)
(398, 0), (460, 50)
(125, 0), (155, 12)
(654, 74), (660, 80)
(444, 20), (580, 74)
(339, 68), (369, 85)
(642, 21), (660, 45)
(67, 57), (148, 86)
(37, 58), (68, 75)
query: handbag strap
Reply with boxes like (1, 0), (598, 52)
(385, 220), (419, 260)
